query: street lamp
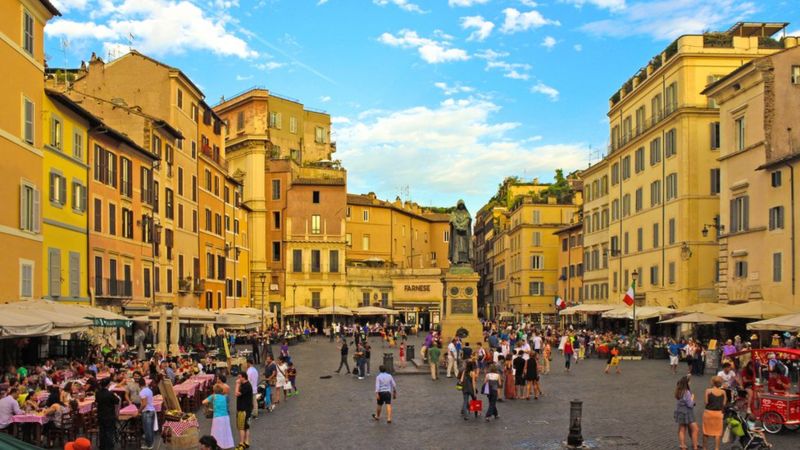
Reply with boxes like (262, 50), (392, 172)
(292, 283), (297, 329)
(331, 282), (337, 330)
(631, 269), (639, 336)
(259, 274), (267, 333)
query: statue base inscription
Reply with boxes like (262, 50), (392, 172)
(439, 269), (483, 347)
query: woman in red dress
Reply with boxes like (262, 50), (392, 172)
(503, 356), (516, 400)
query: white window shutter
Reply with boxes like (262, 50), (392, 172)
(33, 187), (40, 233)
(19, 184), (25, 229)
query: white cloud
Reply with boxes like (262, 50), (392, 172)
(519, 0), (538, 6)
(580, 0), (757, 41)
(335, 97), (588, 209)
(320, 95), (332, 103)
(573, 44), (583, 51)
(235, 74), (253, 81)
(531, 82), (559, 101)
(561, 0), (626, 11)
(505, 70), (529, 80)
(434, 81), (475, 95)
(373, 0), (424, 13)
(46, 0), (257, 59)
(449, 0), (490, 6)
(378, 29), (469, 64)
(461, 16), (495, 42)
(476, 49), (531, 80)
(331, 116), (351, 125)
(541, 36), (557, 49)
(317, 0), (329, 4)
(500, 7), (560, 34)
(50, 0), (89, 11)
(254, 61), (285, 70)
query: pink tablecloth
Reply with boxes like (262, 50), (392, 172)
(12, 414), (49, 425)
(163, 418), (199, 437)
(33, 391), (49, 403)
(77, 398), (94, 414)
(173, 380), (201, 397)
(118, 395), (163, 416)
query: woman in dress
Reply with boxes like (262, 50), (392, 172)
(398, 339), (407, 369)
(483, 365), (501, 421)
(525, 352), (539, 400)
(674, 375), (699, 450)
(202, 384), (235, 450)
(503, 355), (515, 400)
(702, 376), (726, 450)
(274, 356), (288, 404)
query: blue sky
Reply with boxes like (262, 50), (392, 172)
(45, 0), (800, 213)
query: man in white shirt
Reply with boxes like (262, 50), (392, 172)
(520, 340), (532, 361)
(446, 340), (458, 378)
(0, 388), (22, 430)
(246, 359), (260, 418)
(533, 334), (543, 354)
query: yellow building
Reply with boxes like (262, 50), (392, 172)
(224, 176), (250, 308)
(555, 217), (584, 305)
(600, 23), (792, 309)
(704, 39), (800, 307)
(0, 0), (59, 301)
(42, 90), (94, 302)
(580, 159), (610, 304)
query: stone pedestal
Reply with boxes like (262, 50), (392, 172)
(439, 267), (483, 347)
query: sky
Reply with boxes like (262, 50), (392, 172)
(44, 0), (800, 213)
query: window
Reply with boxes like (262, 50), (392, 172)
(623, 232), (629, 254)
(193, 209), (199, 232)
(50, 116), (63, 150)
(611, 163), (619, 185)
(666, 173), (678, 200)
(623, 116), (632, 141)
(665, 128), (677, 157)
(611, 199), (619, 221)
(143, 267), (151, 298)
(191, 175), (197, 201)
(205, 209), (212, 231)
(653, 223), (659, 248)
(120, 157), (132, 197)
(528, 281), (544, 296)
(668, 261), (676, 284)
(710, 122), (720, 149)
(709, 168), (721, 195)
(735, 117), (746, 151)
(561, 238), (568, 252)
(532, 231), (541, 246)
(268, 241), (280, 262)
(214, 176), (219, 196)
(652, 94), (662, 119)
(635, 187), (643, 212)
(315, 126), (325, 143)
(108, 203), (116, 236)
(218, 255), (226, 280)
(531, 254), (543, 269)
(635, 106), (646, 133)
(650, 180), (661, 206)
(272, 179), (281, 200)
(648, 265), (658, 285)
(362, 234), (370, 250)
(72, 182), (86, 212)
(293, 249), (303, 272)
(122, 208), (133, 238)
(362, 209), (369, 222)
(237, 111), (244, 131)
(269, 112), (281, 129)
(611, 125), (619, 150)
(165, 188), (174, 219)
(622, 194), (630, 217)
(734, 260), (748, 278)
(93, 198), (102, 232)
(773, 252), (783, 282)
(191, 141), (197, 159)
(273, 211), (281, 229)
(289, 116), (297, 133)
(345, 233), (352, 246)
(532, 210), (541, 225)
(177, 204), (184, 229)
(311, 214), (321, 234)
(769, 206), (785, 230)
(330, 250), (339, 273)
(140, 167), (152, 204)
(215, 213), (222, 235)
(665, 82), (677, 113)
(23, 98), (34, 144)
(19, 260), (33, 298)
(772, 171), (782, 187)
(730, 196), (749, 233)
(668, 218), (676, 244)
(637, 227), (643, 252)
(622, 156), (631, 180)
(635, 147), (644, 173)
(191, 103), (198, 122)
(650, 138), (661, 165)
(792, 66), (800, 84)
(177, 89), (183, 109)
(308, 250), (320, 273)
(49, 172), (66, 206)
(312, 191), (320, 203)
(204, 169), (212, 191)
(22, 10), (35, 54)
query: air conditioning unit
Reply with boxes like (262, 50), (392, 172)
(270, 284), (279, 291)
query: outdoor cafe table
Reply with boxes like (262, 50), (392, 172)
(12, 412), (49, 446)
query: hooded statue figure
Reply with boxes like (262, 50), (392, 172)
(449, 200), (473, 266)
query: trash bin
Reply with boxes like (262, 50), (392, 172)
(383, 353), (395, 374)
(406, 345), (415, 361)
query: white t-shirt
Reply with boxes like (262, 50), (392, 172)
(533, 336), (543, 350)
(448, 343), (457, 358)
(247, 366), (259, 389)
(520, 342), (532, 360)
(717, 369), (736, 388)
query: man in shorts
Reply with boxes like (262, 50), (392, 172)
(235, 371), (253, 448)
(372, 365), (397, 424)
(668, 339), (684, 375)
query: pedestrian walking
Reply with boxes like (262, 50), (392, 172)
(428, 342), (442, 381)
(513, 350), (526, 399)
(250, 333), (260, 365)
(459, 360), (479, 420)
(563, 337), (574, 372)
(364, 341), (372, 376)
(542, 340), (551, 374)
(668, 339), (684, 375)
(335, 339), (351, 374)
(263, 355), (277, 411)
(275, 356), (288, 402)
(701, 376), (726, 450)
(398, 339), (407, 369)
(674, 375), (699, 450)
(503, 354), (516, 400)
(245, 359), (259, 418)
(234, 371), (253, 449)
(483, 365), (501, 421)
(203, 384), (235, 450)
(446, 339), (458, 378)
(525, 352), (540, 400)
(354, 342), (367, 380)
(287, 362), (298, 396)
(372, 365), (397, 424)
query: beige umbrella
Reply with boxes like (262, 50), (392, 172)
(707, 301), (799, 320)
(283, 305), (319, 316)
(317, 305), (353, 316)
(353, 306), (399, 316)
(658, 312), (733, 324)
(219, 307), (275, 318)
(216, 314), (260, 329)
(680, 302), (727, 314)
(602, 306), (676, 320)
(0, 310), (54, 337)
(747, 313), (800, 332)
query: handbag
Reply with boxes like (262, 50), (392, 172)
(482, 382), (490, 395)
(469, 399), (483, 412)
(204, 395), (214, 419)
(722, 424), (731, 444)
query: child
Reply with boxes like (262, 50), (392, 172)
(286, 362), (298, 397)
(398, 340), (407, 368)
(604, 346), (621, 374)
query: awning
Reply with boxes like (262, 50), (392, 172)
(747, 313), (800, 332)
(0, 310), (53, 337)
(658, 312), (733, 324)
(679, 302), (728, 314)
(602, 306), (677, 320)
(707, 301), (799, 320)
(215, 314), (259, 329)
(0, 302), (90, 331)
(283, 305), (319, 316)
(561, 303), (618, 315)
(317, 306), (353, 316)
(219, 307), (275, 318)
(353, 306), (399, 316)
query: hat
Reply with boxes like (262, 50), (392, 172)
(65, 437), (91, 450)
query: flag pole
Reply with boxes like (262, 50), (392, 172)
(632, 276), (638, 337)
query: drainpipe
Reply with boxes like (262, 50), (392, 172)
(784, 128), (796, 297)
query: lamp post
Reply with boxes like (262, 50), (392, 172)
(292, 283), (297, 329)
(631, 269), (639, 336)
(331, 282), (337, 330)
(259, 274), (267, 333)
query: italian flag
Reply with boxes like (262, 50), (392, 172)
(555, 296), (566, 310)
(623, 280), (636, 306)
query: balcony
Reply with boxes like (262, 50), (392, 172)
(178, 277), (192, 294)
(193, 278), (205, 294)
(93, 277), (132, 298)
(201, 144), (228, 170)
(607, 104), (678, 154)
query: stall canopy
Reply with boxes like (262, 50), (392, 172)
(602, 306), (676, 320)
(1, 301), (91, 332)
(747, 313), (800, 332)
(219, 307), (275, 318)
(215, 314), (259, 329)
(353, 306), (399, 316)
(143, 307), (216, 323)
(658, 312), (732, 324)
(707, 301), (799, 320)
(560, 303), (618, 315)
(283, 305), (319, 316)
(0, 310), (53, 337)
(6, 300), (130, 328)
(679, 302), (727, 314)
(317, 306), (353, 316)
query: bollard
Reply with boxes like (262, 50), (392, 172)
(383, 352), (395, 374)
(406, 345), (415, 361)
(567, 399), (583, 447)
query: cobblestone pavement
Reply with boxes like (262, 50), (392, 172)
(193, 336), (800, 450)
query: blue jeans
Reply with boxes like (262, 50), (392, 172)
(486, 391), (498, 418)
(461, 392), (475, 416)
(142, 410), (156, 446)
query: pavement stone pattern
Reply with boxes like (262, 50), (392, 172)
(190, 336), (799, 450)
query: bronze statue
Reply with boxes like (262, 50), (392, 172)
(448, 200), (473, 266)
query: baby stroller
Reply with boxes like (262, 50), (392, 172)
(256, 380), (267, 409)
(724, 406), (771, 450)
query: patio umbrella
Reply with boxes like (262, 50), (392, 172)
(353, 306), (399, 316)
(679, 302), (727, 314)
(658, 312), (732, 324)
(317, 305), (353, 316)
(216, 314), (260, 329)
(707, 301), (799, 320)
(219, 307), (275, 318)
(0, 310), (53, 337)
(747, 313), (800, 332)
(283, 305), (319, 316)
(572, 304), (618, 313)
(602, 306), (676, 320)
